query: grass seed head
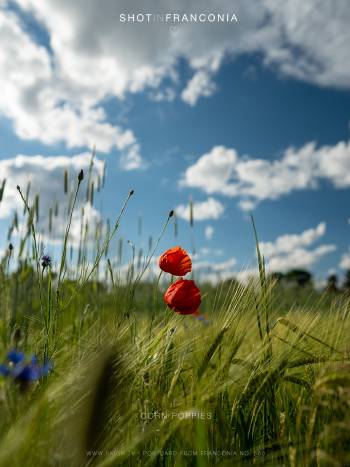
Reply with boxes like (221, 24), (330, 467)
(78, 169), (84, 182)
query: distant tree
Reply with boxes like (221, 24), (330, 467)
(268, 272), (284, 284)
(326, 274), (338, 292)
(285, 269), (312, 287)
(343, 270), (350, 292)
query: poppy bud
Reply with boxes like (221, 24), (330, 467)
(164, 279), (201, 315)
(159, 246), (192, 276)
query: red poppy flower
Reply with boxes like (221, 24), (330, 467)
(159, 246), (192, 276)
(164, 279), (201, 315)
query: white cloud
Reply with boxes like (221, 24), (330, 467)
(181, 141), (350, 209)
(235, 268), (260, 285)
(13, 0), (350, 94)
(195, 257), (237, 284)
(176, 197), (224, 221)
(119, 143), (144, 170)
(181, 69), (216, 105)
(238, 199), (256, 212)
(199, 247), (223, 257)
(198, 257), (237, 272)
(259, 222), (326, 257)
(40, 203), (103, 248)
(262, 0), (350, 89)
(266, 244), (336, 272)
(180, 146), (238, 196)
(230, 224), (336, 283)
(150, 87), (176, 102)
(0, 153), (104, 246)
(0, 0), (347, 158)
(259, 223), (336, 272)
(339, 249), (350, 270)
(195, 223), (336, 284)
(205, 225), (214, 240)
(0, 8), (142, 168)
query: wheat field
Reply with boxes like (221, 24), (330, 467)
(0, 164), (349, 467)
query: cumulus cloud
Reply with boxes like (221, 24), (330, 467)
(149, 87), (176, 102)
(196, 257), (237, 272)
(12, 0), (350, 94)
(195, 256), (237, 284)
(181, 69), (217, 105)
(180, 146), (238, 196)
(176, 197), (224, 221)
(197, 223), (335, 284)
(259, 223), (326, 257)
(198, 247), (223, 257)
(181, 141), (350, 209)
(0, 8), (142, 168)
(40, 203), (103, 248)
(261, 0), (350, 89)
(0, 153), (104, 246)
(18, 0), (350, 95)
(0, 0), (348, 160)
(266, 244), (336, 272)
(259, 223), (336, 272)
(205, 225), (214, 240)
(339, 250), (350, 269)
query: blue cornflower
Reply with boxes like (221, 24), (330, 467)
(41, 254), (52, 269)
(0, 350), (53, 386)
(12, 357), (53, 383)
(12, 364), (40, 382)
(7, 349), (25, 364)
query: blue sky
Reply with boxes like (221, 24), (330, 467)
(0, 1), (350, 283)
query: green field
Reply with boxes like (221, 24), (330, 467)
(0, 171), (349, 467)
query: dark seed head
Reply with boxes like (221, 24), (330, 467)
(78, 170), (84, 182)
(129, 189), (134, 196)
(16, 185), (20, 191)
(168, 210), (174, 218)
(9, 243), (13, 251)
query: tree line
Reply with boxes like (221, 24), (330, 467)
(269, 269), (350, 292)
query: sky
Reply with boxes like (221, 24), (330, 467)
(0, 0), (350, 284)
